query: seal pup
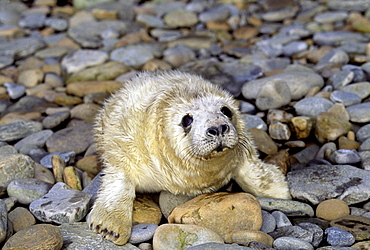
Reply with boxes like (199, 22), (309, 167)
(88, 70), (291, 245)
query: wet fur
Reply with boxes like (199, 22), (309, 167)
(87, 70), (291, 245)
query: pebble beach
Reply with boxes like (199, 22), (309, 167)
(0, 0), (370, 249)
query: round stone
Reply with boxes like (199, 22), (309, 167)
(316, 199), (350, 221)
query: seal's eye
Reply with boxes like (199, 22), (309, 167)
(221, 106), (233, 119)
(181, 114), (193, 128)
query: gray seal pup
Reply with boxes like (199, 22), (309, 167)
(88, 70), (291, 245)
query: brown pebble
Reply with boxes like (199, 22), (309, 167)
(338, 136), (360, 150)
(53, 95), (83, 106)
(63, 166), (82, 191)
(35, 163), (55, 184)
(290, 116), (313, 139)
(133, 194), (162, 226)
(52, 155), (65, 183)
(316, 199), (350, 221)
(248, 128), (278, 155)
(264, 149), (290, 175)
(2, 224), (63, 250)
(347, 131), (356, 141)
(75, 155), (102, 175)
(225, 229), (274, 247)
(8, 207), (36, 232)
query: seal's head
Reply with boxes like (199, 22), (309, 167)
(154, 72), (247, 162)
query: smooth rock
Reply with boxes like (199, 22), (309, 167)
(242, 71), (324, 101)
(0, 37), (46, 59)
(0, 199), (7, 243)
(293, 144), (320, 164)
(315, 113), (352, 144)
(2, 224), (63, 250)
(273, 236), (314, 250)
(58, 222), (139, 249)
(346, 102), (370, 123)
(256, 79), (291, 110)
(288, 165), (370, 205)
(14, 129), (53, 154)
(133, 195), (162, 226)
(7, 207), (36, 232)
(329, 149), (361, 164)
(342, 82), (370, 99)
(129, 223), (158, 244)
(159, 191), (194, 220)
(261, 210), (276, 234)
(40, 151), (75, 169)
(42, 111), (70, 129)
(4, 82), (25, 99)
(294, 97), (333, 117)
(186, 242), (252, 249)
(248, 128), (278, 155)
(169, 192), (262, 240)
(61, 49), (109, 74)
(272, 210), (292, 228)
(224, 230), (273, 247)
(298, 222), (324, 247)
(316, 199), (350, 221)
(269, 225), (313, 243)
(35, 163), (55, 184)
(29, 182), (91, 224)
(7, 178), (53, 205)
(153, 224), (224, 249)
(46, 122), (94, 154)
(5, 95), (46, 113)
(356, 124), (370, 143)
(163, 45), (196, 68)
(0, 121), (43, 142)
(325, 226), (355, 247)
(242, 115), (267, 131)
(163, 10), (198, 28)
(330, 91), (362, 106)
(0, 154), (35, 195)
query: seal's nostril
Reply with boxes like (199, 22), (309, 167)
(207, 127), (219, 136)
(220, 124), (229, 134)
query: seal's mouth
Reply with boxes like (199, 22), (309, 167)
(210, 144), (230, 155)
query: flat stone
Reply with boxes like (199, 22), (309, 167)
(256, 80), (291, 110)
(164, 10), (198, 27)
(2, 224), (63, 250)
(273, 236), (314, 250)
(294, 97), (333, 117)
(261, 210), (276, 234)
(346, 102), (370, 123)
(257, 197), (314, 217)
(153, 224), (224, 249)
(14, 129), (53, 154)
(61, 49), (109, 75)
(316, 199), (350, 221)
(327, 0), (370, 11)
(330, 91), (362, 106)
(0, 154), (35, 195)
(329, 149), (361, 164)
(330, 215), (370, 241)
(46, 122), (94, 154)
(4, 82), (25, 99)
(242, 71), (324, 101)
(29, 182), (91, 224)
(342, 82), (370, 99)
(298, 222), (324, 248)
(248, 128), (278, 155)
(7, 178), (53, 205)
(288, 165), (370, 205)
(40, 151), (76, 169)
(356, 124), (370, 143)
(313, 31), (368, 46)
(242, 115), (267, 131)
(0, 199), (7, 243)
(315, 112), (352, 144)
(8, 207), (36, 232)
(129, 223), (158, 244)
(0, 121), (43, 142)
(272, 211), (292, 228)
(58, 222), (139, 249)
(5, 95), (46, 113)
(0, 37), (46, 59)
(42, 111), (70, 129)
(325, 226), (355, 247)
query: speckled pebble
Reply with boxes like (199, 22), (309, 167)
(325, 227), (355, 247)
(129, 223), (158, 244)
(273, 236), (314, 250)
(7, 178), (53, 205)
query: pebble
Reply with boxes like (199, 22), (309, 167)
(4, 82), (25, 99)
(294, 97), (333, 117)
(298, 222), (324, 248)
(0, 121), (43, 142)
(273, 236), (314, 250)
(133, 195), (162, 226)
(61, 49), (109, 74)
(7, 178), (53, 205)
(272, 210), (292, 227)
(40, 151), (75, 168)
(346, 102), (370, 123)
(330, 215), (370, 241)
(357, 124), (370, 143)
(315, 112), (352, 144)
(14, 129), (53, 154)
(330, 90), (362, 106)
(0, 154), (35, 195)
(241, 115), (268, 131)
(129, 223), (158, 244)
(316, 199), (350, 221)
(261, 210), (276, 234)
(29, 182), (91, 224)
(325, 227), (355, 247)
(153, 224), (224, 249)
(42, 111), (70, 129)
(329, 149), (361, 164)
(2, 224), (63, 250)
(169, 192), (262, 241)
(7, 207), (36, 232)
(0, 199), (7, 243)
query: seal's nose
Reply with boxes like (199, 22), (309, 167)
(206, 124), (229, 137)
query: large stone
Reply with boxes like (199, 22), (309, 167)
(153, 224), (223, 249)
(0, 121), (43, 142)
(315, 112), (352, 144)
(168, 192), (262, 240)
(242, 71), (324, 101)
(0, 154), (35, 195)
(2, 224), (63, 250)
(288, 165), (370, 205)
(29, 182), (91, 224)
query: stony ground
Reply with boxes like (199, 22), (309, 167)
(0, 0), (370, 249)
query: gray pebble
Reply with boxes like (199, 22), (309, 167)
(272, 211), (292, 228)
(298, 222), (324, 247)
(327, 0), (370, 12)
(199, 5), (230, 22)
(42, 111), (70, 129)
(0, 199), (7, 243)
(256, 80), (291, 110)
(293, 144), (320, 164)
(18, 13), (46, 29)
(111, 44), (159, 68)
(283, 41), (308, 57)
(14, 130), (53, 154)
(6, 95), (46, 113)
(163, 44), (195, 68)
(325, 227), (355, 247)
(273, 236), (314, 250)
(261, 210), (276, 234)
(158, 191), (194, 219)
(318, 50), (350, 69)
(30, 182), (91, 224)
(270, 225), (313, 243)
(342, 82), (370, 99)
(0, 121), (43, 142)
(329, 70), (354, 90)
(346, 102), (370, 123)
(129, 223), (158, 244)
(359, 138), (370, 151)
(342, 65), (367, 82)
(257, 197), (314, 217)
(313, 31), (367, 46)
(314, 11), (348, 23)
(40, 151), (75, 168)
(136, 14), (164, 28)
(294, 97), (333, 117)
(61, 49), (109, 74)
(288, 165), (370, 205)
(7, 178), (53, 205)
(82, 172), (103, 203)
(45, 17), (68, 31)
(4, 82), (25, 99)
(186, 242), (252, 250)
(330, 90), (361, 106)
(0, 145), (17, 154)
(239, 101), (256, 114)
(241, 115), (267, 131)
(329, 149), (361, 164)
(0, 37), (46, 60)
